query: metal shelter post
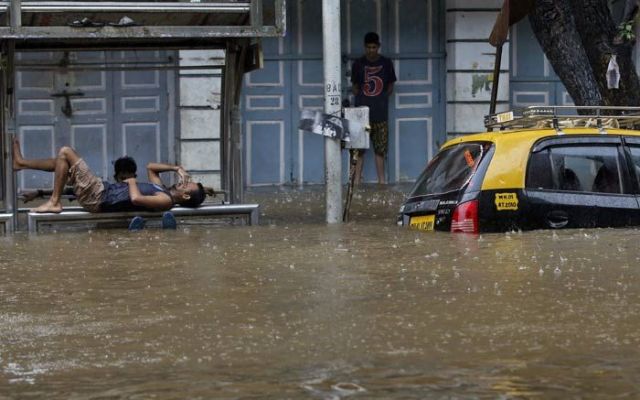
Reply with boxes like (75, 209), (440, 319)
(3, 0), (20, 232)
(322, 0), (342, 224)
(488, 43), (503, 121)
(250, 0), (263, 28)
(222, 40), (250, 204)
(2, 43), (15, 232)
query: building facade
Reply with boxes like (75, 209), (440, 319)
(242, 0), (511, 186)
(14, 1), (638, 194)
(243, 0), (446, 186)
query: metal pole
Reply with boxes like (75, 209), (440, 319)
(5, 0), (20, 231)
(250, 0), (263, 28)
(274, 0), (286, 35)
(10, 0), (21, 27)
(489, 43), (502, 116)
(3, 44), (15, 232)
(322, 0), (342, 224)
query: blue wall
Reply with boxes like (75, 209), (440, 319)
(242, 0), (446, 185)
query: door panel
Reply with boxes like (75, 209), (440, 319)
(112, 51), (170, 173)
(243, 0), (444, 185)
(621, 142), (640, 224)
(524, 141), (640, 229)
(16, 52), (57, 190)
(61, 52), (110, 179)
(123, 123), (161, 181)
(248, 121), (284, 185)
(524, 191), (599, 229)
(242, 33), (291, 186)
(388, 0), (440, 182)
(71, 125), (106, 179)
(18, 127), (55, 190)
(15, 50), (172, 191)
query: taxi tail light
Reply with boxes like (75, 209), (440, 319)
(451, 200), (479, 233)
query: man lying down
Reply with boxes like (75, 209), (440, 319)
(13, 136), (214, 216)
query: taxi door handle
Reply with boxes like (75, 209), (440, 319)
(546, 210), (569, 228)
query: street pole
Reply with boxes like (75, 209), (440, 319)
(487, 42), (503, 134)
(5, 0), (20, 232)
(322, 0), (342, 224)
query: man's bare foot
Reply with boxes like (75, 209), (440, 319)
(12, 136), (24, 170)
(31, 200), (63, 213)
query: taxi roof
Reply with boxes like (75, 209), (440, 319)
(443, 105), (640, 150)
(443, 126), (640, 149)
(441, 106), (640, 191)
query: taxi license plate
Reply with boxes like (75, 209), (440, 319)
(409, 215), (435, 231)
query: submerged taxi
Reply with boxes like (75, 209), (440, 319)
(399, 106), (640, 233)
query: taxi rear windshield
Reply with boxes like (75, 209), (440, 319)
(409, 142), (489, 197)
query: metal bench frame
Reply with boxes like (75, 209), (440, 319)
(0, 0), (286, 233)
(27, 204), (259, 233)
(0, 213), (12, 233)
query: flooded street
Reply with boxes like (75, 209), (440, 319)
(2, 185), (640, 398)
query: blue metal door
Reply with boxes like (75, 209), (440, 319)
(242, 34), (293, 186)
(243, 0), (445, 186)
(15, 50), (172, 191)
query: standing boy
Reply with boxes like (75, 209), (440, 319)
(351, 31), (397, 184)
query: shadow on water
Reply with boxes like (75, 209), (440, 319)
(2, 184), (640, 398)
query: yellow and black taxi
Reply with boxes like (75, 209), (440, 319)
(398, 106), (640, 233)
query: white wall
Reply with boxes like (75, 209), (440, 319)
(178, 49), (225, 190)
(445, 0), (509, 136)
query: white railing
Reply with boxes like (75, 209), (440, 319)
(0, 1), (250, 13)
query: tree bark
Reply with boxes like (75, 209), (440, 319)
(529, 0), (603, 107)
(529, 0), (640, 109)
(569, 0), (640, 106)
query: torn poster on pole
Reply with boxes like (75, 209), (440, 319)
(343, 106), (369, 149)
(298, 109), (351, 141)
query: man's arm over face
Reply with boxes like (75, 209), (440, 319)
(146, 162), (190, 186)
(124, 178), (173, 211)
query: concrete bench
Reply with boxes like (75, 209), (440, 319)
(27, 204), (260, 233)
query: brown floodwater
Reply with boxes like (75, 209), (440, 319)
(2, 185), (640, 399)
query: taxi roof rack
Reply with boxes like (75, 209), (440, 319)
(484, 106), (640, 134)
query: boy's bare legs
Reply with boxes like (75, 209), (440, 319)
(12, 136), (56, 171)
(25, 146), (81, 213)
(32, 146), (82, 213)
(353, 150), (364, 185)
(13, 137), (82, 212)
(375, 153), (386, 185)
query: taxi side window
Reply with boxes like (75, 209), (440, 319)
(527, 145), (622, 194)
(409, 143), (487, 197)
(626, 146), (640, 188)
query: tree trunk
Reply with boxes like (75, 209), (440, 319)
(569, 0), (640, 106)
(529, 0), (603, 107)
(529, 0), (640, 109)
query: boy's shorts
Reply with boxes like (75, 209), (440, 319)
(370, 121), (389, 156)
(68, 159), (105, 213)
